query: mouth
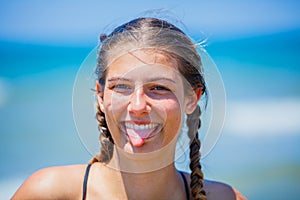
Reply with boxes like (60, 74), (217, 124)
(121, 122), (162, 147)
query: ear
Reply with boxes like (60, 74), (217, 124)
(185, 88), (202, 114)
(95, 81), (105, 113)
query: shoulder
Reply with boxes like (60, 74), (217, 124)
(12, 164), (88, 199)
(204, 179), (247, 200)
(180, 171), (247, 200)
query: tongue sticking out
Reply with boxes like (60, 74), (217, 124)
(127, 132), (145, 147)
(126, 128), (154, 147)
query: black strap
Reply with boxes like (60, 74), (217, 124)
(82, 164), (92, 200)
(82, 165), (189, 200)
(179, 171), (190, 200)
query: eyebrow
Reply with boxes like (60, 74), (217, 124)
(107, 77), (177, 84)
(147, 77), (177, 84)
(107, 77), (132, 82)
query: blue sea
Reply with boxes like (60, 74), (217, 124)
(1, 29), (300, 199)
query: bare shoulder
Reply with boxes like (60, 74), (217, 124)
(12, 164), (87, 200)
(204, 179), (247, 200)
(180, 171), (247, 200)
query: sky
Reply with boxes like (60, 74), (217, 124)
(0, 0), (300, 45)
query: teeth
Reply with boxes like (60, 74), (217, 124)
(125, 122), (157, 130)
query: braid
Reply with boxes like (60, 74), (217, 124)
(187, 105), (206, 200)
(89, 101), (114, 164)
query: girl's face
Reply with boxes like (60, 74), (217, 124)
(97, 50), (199, 154)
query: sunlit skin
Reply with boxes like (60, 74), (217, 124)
(96, 49), (197, 154)
(12, 50), (246, 200)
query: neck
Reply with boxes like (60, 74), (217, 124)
(126, 164), (180, 199)
(107, 137), (178, 173)
(118, 164), (184, 200)
(103, 139), (187, 199)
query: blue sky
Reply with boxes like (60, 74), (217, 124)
(0, 0), (300, 45)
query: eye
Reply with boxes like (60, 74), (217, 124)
(114, 84), (130, 89)
(147, 84), (173, 96)
(109, 84), (132, 93)
(150, 85), (171, 91)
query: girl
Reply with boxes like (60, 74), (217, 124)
(13, 17), (246, 200)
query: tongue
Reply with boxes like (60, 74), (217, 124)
(126, 129), (146, 147)
(128, 134), (145, 147)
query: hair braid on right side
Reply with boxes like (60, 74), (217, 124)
(187, 105), (206, 200)
(89, 101), (114, 164)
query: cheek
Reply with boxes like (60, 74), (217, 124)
(103, 94), (128, 145)
(102, 93), (129, 136)
(160, 101), (184, 142)
(103, 92), (129, 114)
(160, 98), (184, 125)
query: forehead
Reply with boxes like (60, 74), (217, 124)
(106, 50), (180, 80)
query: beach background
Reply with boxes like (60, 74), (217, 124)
(1, 1), (300, 199)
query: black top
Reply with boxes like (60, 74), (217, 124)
(82, 164), (190, 200)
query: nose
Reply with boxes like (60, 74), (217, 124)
(128, 86), (150, 116)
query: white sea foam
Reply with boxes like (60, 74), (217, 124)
(224, 98), (300, 136)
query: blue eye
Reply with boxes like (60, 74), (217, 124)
(114, 84), (130, 89)
(150, 85), (171, 91)
(150, 85), (171, 93)
(109, 84), (132, 93)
